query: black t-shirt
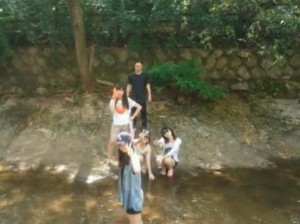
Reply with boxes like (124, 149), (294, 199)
(128, 73), (150, 103)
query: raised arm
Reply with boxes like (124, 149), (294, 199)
(130, 102), (142, 121)
(109, 99), (116, 113)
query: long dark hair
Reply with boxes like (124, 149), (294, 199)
(114, 83), (129, 109)
(161, 127), (177, 143)
(118, 148), (130, 168)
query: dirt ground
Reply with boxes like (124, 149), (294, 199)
(0, 92), (299, 179)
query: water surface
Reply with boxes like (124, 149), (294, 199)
(0, 160), (299, 224)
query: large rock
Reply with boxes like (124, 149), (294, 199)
(290, 54), (300, 68)
(230, 56), (242, 69)
(180, 49), (192, 60)
(223, 68), (236, 80)
(261, 58), (274, 71)
(216, 57), (228, 70)
(251, 67), (266, 78)
(267, 65), (281, 78)
(231, 82), (249, 91)
(237, 66), (251, 80)
(193, 49), (209, 58)
(205, 54), (216, 70)
(283, 65), (295, 77)
(215, 50), (224, 58)
(245, 54), (257, 67)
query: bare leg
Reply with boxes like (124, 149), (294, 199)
(167, 168), (174, 177)
(160, 166), (166, 175)
(163, 157), (175, 177)
(128, 213), (143, 224)
(106, 137), (118, 166)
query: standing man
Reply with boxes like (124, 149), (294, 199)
(127, 62), (152, 131)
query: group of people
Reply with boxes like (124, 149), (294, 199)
(106, 62), (182, 224)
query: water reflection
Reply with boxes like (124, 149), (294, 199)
(0, 160), (300, 224)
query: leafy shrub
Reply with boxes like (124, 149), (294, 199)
(147, 61), (227, 100)
(254, 78), (288, 97)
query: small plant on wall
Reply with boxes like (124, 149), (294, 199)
(147, 60), (227, 101)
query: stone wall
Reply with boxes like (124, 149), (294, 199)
(0, 47), (299, 98)
(177, 48), (300, 97)
(86, 47), (300, 98)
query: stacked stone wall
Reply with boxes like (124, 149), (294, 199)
(0, 47), (299, 98)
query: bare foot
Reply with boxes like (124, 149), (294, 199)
(167, 168), (174, 177)
(149, 173), (155, 180)
(160, 168), (166, 175)
(141, 167), (147, 174)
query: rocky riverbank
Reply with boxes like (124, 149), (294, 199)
(0, 92), (299, 182)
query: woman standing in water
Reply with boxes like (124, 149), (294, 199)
(154, 127), (182, 177)
(117, 132), (144, 224)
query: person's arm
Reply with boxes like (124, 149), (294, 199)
(132, 137), (141, 145)
(109, 99), (116, 113)
(146, 83), (152, 102)
(153, 138), (165, 155)
(146, 145), (155, 180)
(126, 84), (132, 97)
(163, 138), (181, 159)
(127, 75), (132, 97)
(129, 99), (142, 121)
(126, 145), (141, 174)
(153, 138), (164, 169)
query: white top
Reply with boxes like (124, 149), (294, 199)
(157, 137), (182, 162)
(110, 97), (137, 126)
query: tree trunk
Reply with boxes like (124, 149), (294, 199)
(67, 0), (94, 93)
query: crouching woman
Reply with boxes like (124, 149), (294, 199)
(154, 127), (182, 177)
(117, 132), (144, 224)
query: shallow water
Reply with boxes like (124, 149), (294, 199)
(0, 159), (300, 224)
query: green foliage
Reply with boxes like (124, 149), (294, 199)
(147, 61), (227, 100)
(0, 0), (72, 58)
(254, 78), (288, 96)
(247, 3), (300, 60)
(0, 0), (299, 59)
(0, 26), (13, 57)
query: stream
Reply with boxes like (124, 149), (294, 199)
(0, 158), (299, 224)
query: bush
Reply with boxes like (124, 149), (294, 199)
(147, 61), (227, 101)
